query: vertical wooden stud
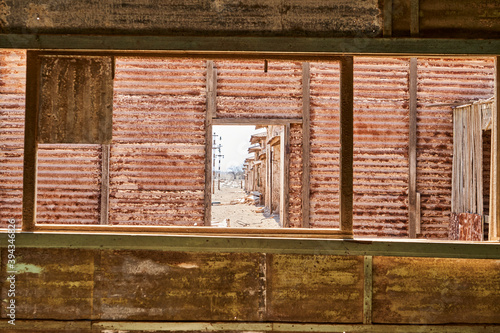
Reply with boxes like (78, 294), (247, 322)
(363, 255), (373, 324)
(409, 57), (418, 238)
(204, 61), (217, 226)
(100, 144), (110, 225)
(339, 56), (354, 235)
(22, 51), (40, 231)
(302, 62), (311, 228)
(490, 57), (500, 241)
(280, 124), (290, 227)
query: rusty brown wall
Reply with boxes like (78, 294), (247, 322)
(0, 50), (24, 228)
(271, 143), (281, 214)
(1, 247), (500, 326)
(416, 58), (495, 239)
(288, 123), (303, 228)
(215, 60), (303, 119)
(110, 57), (206, 226)
(0, 0), (383, 37)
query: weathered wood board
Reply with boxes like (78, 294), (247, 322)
(266, 254), (364, 323)
(373, 256), (500, 324)
(93, 250), (265, 321)
(37, 55), (113, 144)
(0, 248), (95, 320)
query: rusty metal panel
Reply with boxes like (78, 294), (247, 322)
(266, 254), (364, 323)
(2, 0), (382, 38)
(38, 55), (113, 144)
(419, 0), (500, 39)
(288, 123), (303, 228)
(216, 60), (302, 119)
(372, 256), (500, 324)
(417, 58), (495, 239)
(309, 61), (340, 228)
(94, 250), (264, 321)
(0, 248), (95, 320)
(36, 144), (102, 224)
(0, 50), (25, 228)
(449, 212), (482, 241)
(353, 58), (410, 237)
(110, 57), (206, 226)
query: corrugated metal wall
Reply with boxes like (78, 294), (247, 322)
(216, 60), (302, 119)
(110, 58), (206, 226)
(0, 50), (25, 228)
(309, 62), (341, 228)
(353, 58), (410, 237)
(416, 58), (495, 238)
(36, 144), (102, 224)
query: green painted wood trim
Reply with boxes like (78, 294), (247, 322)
(1, 232), (500, 259)
(1, 35), (500, 56)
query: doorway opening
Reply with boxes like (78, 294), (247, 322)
(211, 125), (285, 228)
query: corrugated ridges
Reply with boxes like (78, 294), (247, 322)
(216, 60), (302, 119)
(0, 50), (26, 227)
(309, 62), (340, 228)
(417, 58), (495, 239)
(110, 58), (206, 225)
(353, 57), (410, 237)
(36, 145), (102, 224)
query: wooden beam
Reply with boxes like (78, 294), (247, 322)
(302, 62), (311, 228)
(2, 34), (500, 56)
(363, 256), (373, 325)
(212, 118), (302, 125)
(22, 51), (40, 232)
(92, 321), (500, 333)
(100, 144), (110, 225)
(409, 57), (418, 238)
(204, 61), (217, 226)
(490, 57), (500, 241)
(339, 57), (354, 235)
(410, 0), (420, 37)
(383, 0), (393, 37)
(280, 124), (290, 227)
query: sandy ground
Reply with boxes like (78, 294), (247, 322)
(211, 180), (281, 228)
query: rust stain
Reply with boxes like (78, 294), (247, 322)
(266, 254), (364, 323)
(373, 256), (500, 324)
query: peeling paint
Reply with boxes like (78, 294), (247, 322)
(15, 262), (43, 274)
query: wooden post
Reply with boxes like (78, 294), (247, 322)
(280, 124), (290, 227)
(339, 56), (353, 235)
(100, 144), (110, 225)
(383, 0), (393, 37)
(204, 61), (217, 226)
(363, 256), (373, 324)
(302, 62), (311, 228)
(490, 57), (500, 241)
(22, 51), (40, 232)
(409, 57), (418, 238)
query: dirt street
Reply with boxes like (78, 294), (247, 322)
(211, 180), (281, 228)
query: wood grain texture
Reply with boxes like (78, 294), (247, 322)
(37, 55), (113, 144)
(93, 250), (264, 321)
(266, 254), (364, 323)
(373, 256), (500, 324)
(0, 248), (95, 320)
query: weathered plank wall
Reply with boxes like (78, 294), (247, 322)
(0, 246), (499, 330)
(0, 0), (382, 37)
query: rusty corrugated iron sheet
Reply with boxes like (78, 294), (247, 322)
(417, 58), (495, 239)
(110, 57), (206, 225)
(216, 60), (303, 119)
(36, 144), (102, 224)
(353, 57), (410, 237)
(0, 50), (25, 227)
(449, 212), (482, 241)
(309, 61), (341, 228)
